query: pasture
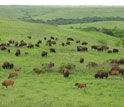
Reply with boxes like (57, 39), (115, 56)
(0, 6), (124, 107)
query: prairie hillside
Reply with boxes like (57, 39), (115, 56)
(0, 6), (124, 107)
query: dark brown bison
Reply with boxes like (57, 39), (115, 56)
(2, 62), (14, 69)
(27, 43), (34, 48)
(41, 51), (48, 57)
(8, 49), (10, 53)
(50, 36), (54, 40)
(1, 46), (7, 50)
(37, 40), (42, 44)
(25, 52), (29, 55)
(62, 69), (69, 77)
(61, 42), (65, 46)
(76, 40), (80, 43)
(50, 48), (56, 53)
(19, 41), (27, 47)
(113, 48), (119, 53)
(66, 41), (70, 45)
(15, 49), (20, 56)
(33, 68), (42, 74)
(77, 46), (88, 51)
(35, 44), (39, 47)
(75, 83), (86, 88)
(15, 42), (18, 47)
(91, 45), (98, 50)
(8, 72), (18, 79)
(27, 36), (31, 39)
(9, 40), (13, 44)
(97, 47), (103, 51)
(87, 62), (98, 67)
(2, 80), (14, 88)
(67, 38), (74, 41)
(44, 37), (47, 40)
(95, 70), (108, 79)
(80, 58), (84, 63)
(119, 58), (124, 64)
(82, 42), (88, 45)
(108, 50), (112, 53)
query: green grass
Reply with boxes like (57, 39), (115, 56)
(59, 21), (124, 30)
(0, 6), (124, 21)
(0, 11), (124, 106)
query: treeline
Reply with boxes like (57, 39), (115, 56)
(19, 16), (124, 25)
(76, 27), (124, 38)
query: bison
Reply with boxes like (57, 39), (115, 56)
(8, 72), (18, 79)
(41, 51), (48, 57)
(75, 83), (86, 88)
(15, 49), (20, 56)
(113, 49), (119, 53)
(50, 48), (56, 53)
(95, 70), (108, 79)
(87, 62), (98, 67)
(80, 58), (84, 63)
(15, 67), (21, 71)
(33, 68), (42, 74)
(2, 80), (14, 88)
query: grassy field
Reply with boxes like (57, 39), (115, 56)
(0, 6), (124, 21)
(0, 6), (124, 107)
(59, 21), (124, 30)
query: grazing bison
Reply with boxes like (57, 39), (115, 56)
(15, 67), (21, 71)
(109, 70), (120, 75)
(77, 46), (88, 51)
(8, 49), (10, 53)
(37, 40), (42, 44)
(119, 58), (124, 64)
(61, 42), (65, 46)
(66, 41), (70, 45)
(50, 36), (54, 40)
(8, 72), (18, 79)
(15, 49), (20, 56)
(42, 62), (54, 69)
(27, 36), (31, 39)
(25, 52), (29, 55)
(80, 58), (84, 63)
(1, 46), (7, 50)
(41, 51), (48, 57)
(44, 37), (47, 40)
(2, 62), (14, 69)
(67, 38), (74, 41)
(111, 67), (124, 75)
(15, 42), (18, 47)
(97, 47), (103, 51)
(76, 40), (80, 43)
(75, 83), (86, 88)
(91, 45), (98, 50)
(82, 42), (88, 45)
(95, 70), (108, 79)
(50, 48), (56, 53)
(2, 80), (14, 88)
(63, 69), (69, 77)
(87, 62), (98, 67)
(35, 44), (39, 47)
(27, 43), (34, 48)
(33, 68), (42, 74)
(108, 50), (112, 53)
(19, 41), (27, 47)
(113, 48), (119, 53)
(9, 40), (13, 44)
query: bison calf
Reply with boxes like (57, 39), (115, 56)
(8, 72), (18, 79)
(2, 80), (14, 88)
(75, 83), (86, 88)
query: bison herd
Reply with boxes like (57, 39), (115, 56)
(0, 36), (123, 89)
